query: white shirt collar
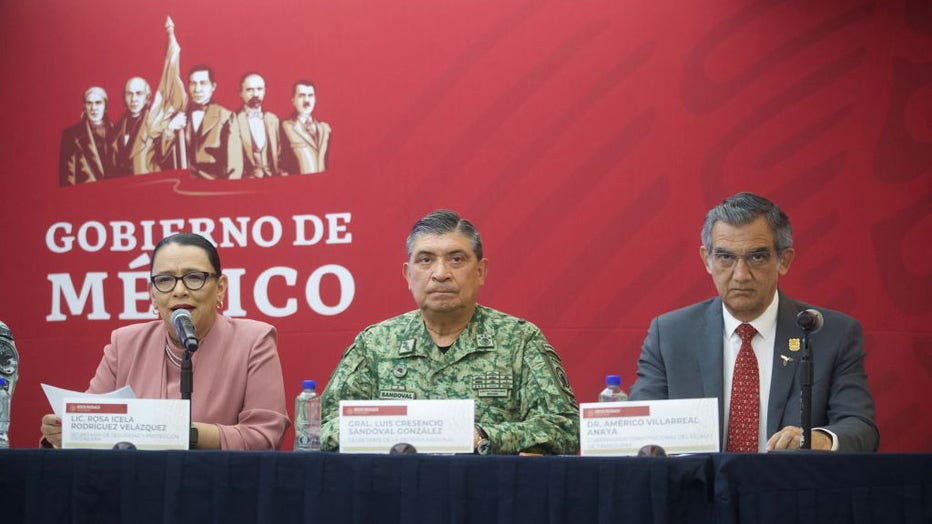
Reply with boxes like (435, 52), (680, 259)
(722, 291), (780, 339)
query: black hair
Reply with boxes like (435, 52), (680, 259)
(150, 233), (222, 274)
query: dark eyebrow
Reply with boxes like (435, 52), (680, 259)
(712, 247), (771, 255)
(152, 268), (213, 276)
(413, 249), (471, 260)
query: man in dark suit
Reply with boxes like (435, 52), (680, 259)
(162, 65), (242, 179)
(630, 192), (878, 452)
(59, 86), (112, 186)
(110, 77), (161, 176)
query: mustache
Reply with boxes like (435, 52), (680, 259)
(247, 96), (263, 107)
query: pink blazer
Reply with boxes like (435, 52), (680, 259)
(88, 314), (291, 449)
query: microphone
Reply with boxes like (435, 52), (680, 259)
(389, 442), (418, 454)
(796, 309), (824, 333)
(637, 444), (667, 457)
(170, 309), (199, 352)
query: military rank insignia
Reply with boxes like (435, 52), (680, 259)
(476, 333), (494, 348)
(399, 339), (416, 355)
(472, 371), (513, 397)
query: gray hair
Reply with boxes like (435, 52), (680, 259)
(83, 86), (108, 105)
(125, 77), (152, 98)
(701, 192), (792, 252)
(406, 210), (483, 260)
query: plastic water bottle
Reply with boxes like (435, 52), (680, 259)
(598, 374), (628, 403)
(294, 379), (321, 451)
(0, 377), (10, 449)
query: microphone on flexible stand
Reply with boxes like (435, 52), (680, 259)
(170, 309), (199, 449)
(795, 309), (823, 450)
(796, 309), (824, 334)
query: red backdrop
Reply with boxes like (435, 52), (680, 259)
(0, 0), (929, 451)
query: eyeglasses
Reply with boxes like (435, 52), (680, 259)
(709, 249), (777, 270)
(150, 271), (218, 293)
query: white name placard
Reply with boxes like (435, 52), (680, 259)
(338, 399), (474, 454)
(579, 398), (719, 456)
(62, 398), (191, 450)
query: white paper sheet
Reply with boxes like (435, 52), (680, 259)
(41, 383), (136, 417)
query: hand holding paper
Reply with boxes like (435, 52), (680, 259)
(39, 383), (136, 449)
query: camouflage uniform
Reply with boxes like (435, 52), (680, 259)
(321, 305), (579, 454)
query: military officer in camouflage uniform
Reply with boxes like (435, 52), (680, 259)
(320, 210), (579, 454)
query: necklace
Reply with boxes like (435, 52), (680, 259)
(164, 343), (183, 368)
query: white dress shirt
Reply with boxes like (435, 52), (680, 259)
(191, 109), (205, 133)
(247, 110), (267, 150)
(721, 293), (839, 451)
(722, 293), (778, 452)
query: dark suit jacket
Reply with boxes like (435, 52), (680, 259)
(110, 110), (160, 175)
(629, 292), (879, 452)
(59, 117), (112, 186)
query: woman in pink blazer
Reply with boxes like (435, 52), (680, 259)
(40, 233), (291, 449)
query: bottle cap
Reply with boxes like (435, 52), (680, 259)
(301, 379), (316, 390)
(605, 374), (621, 386)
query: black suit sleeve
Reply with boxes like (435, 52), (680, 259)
(59, 128), (75, 187)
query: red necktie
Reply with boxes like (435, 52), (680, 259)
(727, 323), (759, 452)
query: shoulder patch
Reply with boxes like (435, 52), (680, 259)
(543, 344), (574, 397)
(476, 333), (494, 348)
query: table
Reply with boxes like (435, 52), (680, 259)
(1, 450), (928, 523)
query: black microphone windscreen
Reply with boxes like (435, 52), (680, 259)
(389, 442), (418, 454)
(637, 444), (667, 457)
(796, 309), (824, 333)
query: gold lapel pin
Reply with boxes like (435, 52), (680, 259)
(788, 338), (801, 352)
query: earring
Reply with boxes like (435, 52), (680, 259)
(217, 298), (224, 310)
(151, 304), (159, 316)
